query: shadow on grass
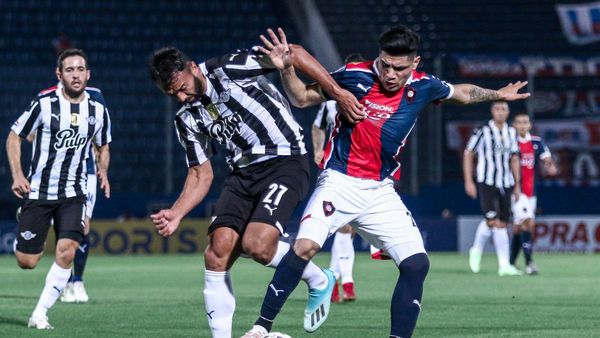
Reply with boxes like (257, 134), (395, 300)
(0, 315), (28, 327)
(0, 293), (36, 300)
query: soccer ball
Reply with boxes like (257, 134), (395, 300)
(263, 333), (292, 338)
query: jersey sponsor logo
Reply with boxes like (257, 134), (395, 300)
(364, 99), (395, 121)
(54, 129), (88, 150)
(205, 114), (242, 144)
(20, 231), (37, 240)
(364, 99), (394, 113)
(520, 153), (535, 169)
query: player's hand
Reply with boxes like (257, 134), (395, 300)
(464, 180), (477, 199)
(314, 150), (324, 165)
(546, 163), (558, 176)
(512, 185), (521, 202)
(258, 28), (292, 70)
(497, 81), (531, 101)
(334, 89), (365, 124)
(97, 170), (110, 198)
(11, 175), (31, 199)
(151, 209), (182, 237)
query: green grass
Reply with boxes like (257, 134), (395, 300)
(1, 253), (599, 337)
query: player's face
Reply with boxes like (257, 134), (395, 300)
(376, 51), (420, 92)
(513, 115), (531, 136)
(490, 102), (509, 123)
(167, 62), (205, 104)
(57, 56), (90, 98)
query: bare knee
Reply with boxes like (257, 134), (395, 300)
(338, 224), (352, 234)
(204, 228), (239, 271)
(55, 239), (79, 268)
(15, 252), (41, 269)
(242, 236), (277, 265)
(494, 220), (508, 229)
(292, 238), (320, 260)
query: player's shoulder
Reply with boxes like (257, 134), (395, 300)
(344, 60), (375, 74)
(38, 85), (59, 97)
(530, 135), (543, 141)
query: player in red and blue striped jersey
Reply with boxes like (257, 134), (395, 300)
(244, 26), (530, 338)
(510, 113), (557, 275)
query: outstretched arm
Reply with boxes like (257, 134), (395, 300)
(450, 81), (531, 104)
(258, 28), (365, 123)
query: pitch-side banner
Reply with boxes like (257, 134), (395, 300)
(458, 215), (600, 253)
(556, 2), (600, 45)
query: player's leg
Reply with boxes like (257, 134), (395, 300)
(469, 184), (495, 273)
(14, 200), (53, 270)
(510, 195), (527, 266)
(354, 181), (428, 338)
(30, 197), (85, 329)
(334, 224), (356, 301)
(328, 231), (341, 303)
(496, 189), (522, 276)
(509, 223), (522, 266)
(522, 197), (538, 274)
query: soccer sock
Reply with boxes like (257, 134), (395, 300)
(203, 270), (235, 338)
(255, 250), (308, 332)
(472, 220), (492, 252)
(510, 232), (521, 265)
(32, 262), (71, 317)
(329, 234), (341, 280)
(267, 241), (327, 290)
(335, 232), (355, 284)
(521, 231), (533, 265)
(492, 227), (510, 268)
(390, 253), (430, 338)
(72, 234), (90, 282)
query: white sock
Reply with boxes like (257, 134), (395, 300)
(32, 262), (71, 317)
(492, 228), (510, 268)
(472, 220), (492, 252)
(329, 234), (340, 280)
(203, 270), (235, 338)
(335, 232), (355, 284)
(266, 241), (328, 290)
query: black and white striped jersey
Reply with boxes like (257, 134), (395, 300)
(11, 88), (111, 200)
(465, 120), (519, 189)
(313, 100), (337, 132)
(174, 47), (306, 169)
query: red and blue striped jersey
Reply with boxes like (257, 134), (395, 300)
(518, 133), (551, 197)
(322, 61), (454, 181)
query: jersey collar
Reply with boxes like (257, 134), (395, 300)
(518, 132), (531, 142)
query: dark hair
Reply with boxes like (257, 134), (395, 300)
(344, 53), (365, 63)
(378, 25), (420, 56)
(512, 112), (530, 119)
(491, 100), (508, 107)
(57, 48), (88, 71)
(149, 47), (191, 92)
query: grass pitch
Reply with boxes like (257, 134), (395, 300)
(1, 253), (599, 337)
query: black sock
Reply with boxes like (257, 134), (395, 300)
(510, 232), (521, 265)
(73, 234), (90, 282)
(521, 231), (533, 265)
(390, 253), (429, 338)
(255, 250), (309, 332)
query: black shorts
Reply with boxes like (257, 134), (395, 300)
(16, 196), (86, 254)
(478, 183), (513, 223)
(210, 155), (310, 235)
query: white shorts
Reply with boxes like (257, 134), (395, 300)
(85, 174), (97, 219)
(297, 169), (425, 265)
(511, 195), (537, 224)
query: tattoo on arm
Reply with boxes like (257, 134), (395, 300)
(468, 87), (500, 103)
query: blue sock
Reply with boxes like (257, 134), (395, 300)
(521, 231), (533, 265)
(390, 253), (429, 338)
(72, 234), (89, 282)
(255, 250), (308, 332)
(510, 232), (521, 265)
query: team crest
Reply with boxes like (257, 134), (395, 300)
(87, 116), (97, 125)
(70, 113), (80, 126)
(219, 89), (231, 103)
(323, 201), (336, 217)
(20, 231), (37, 240)
(406, 86), (416, 103)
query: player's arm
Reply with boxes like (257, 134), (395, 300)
(462, 149), (477, 199)
(152, 161), (214, 237)
(96, 143), (110, 198)
(258, 28), (365, 123)
(510, 154), (521, 200)
(449, 82), (530, 104)
(6, 131), (31, 198)
(312, 125), (326, 165)
(543, 157), (558, 176)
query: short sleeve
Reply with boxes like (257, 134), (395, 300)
(465, 127), (483, 152)
(428, 75), (454, 103)
(174, 114), (214, 167)
(11, 100), (42, 137)
(94, 107), (112, 146)
(538, 139), (551, 160)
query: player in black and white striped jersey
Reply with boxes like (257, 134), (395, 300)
(149, 28), (363, 338)
(6, 49), (111, 329)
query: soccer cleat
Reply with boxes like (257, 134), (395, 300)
(331, 280), (341, 303)
(28, 315), (54, 330)
(304, 269), (335, 332)
(342, 282), (356, 302)
(60, 282), (76, 303)
(498, 265), (523, 276)
(525, 263), (539, 275)
(468, 247), (482, 273)
(240, 325), (267, 338)
(72, 281), (89, 303)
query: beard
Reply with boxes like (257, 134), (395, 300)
(62, 81), (86, 99)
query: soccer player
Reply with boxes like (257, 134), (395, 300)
(510, 113), (557, 274)
(245, 26), (530, 337)
(464, 102), (523, 276)
(148, 29), (363, 338)
(312, 53), (364, 303)
(6, 48), (111, 329)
